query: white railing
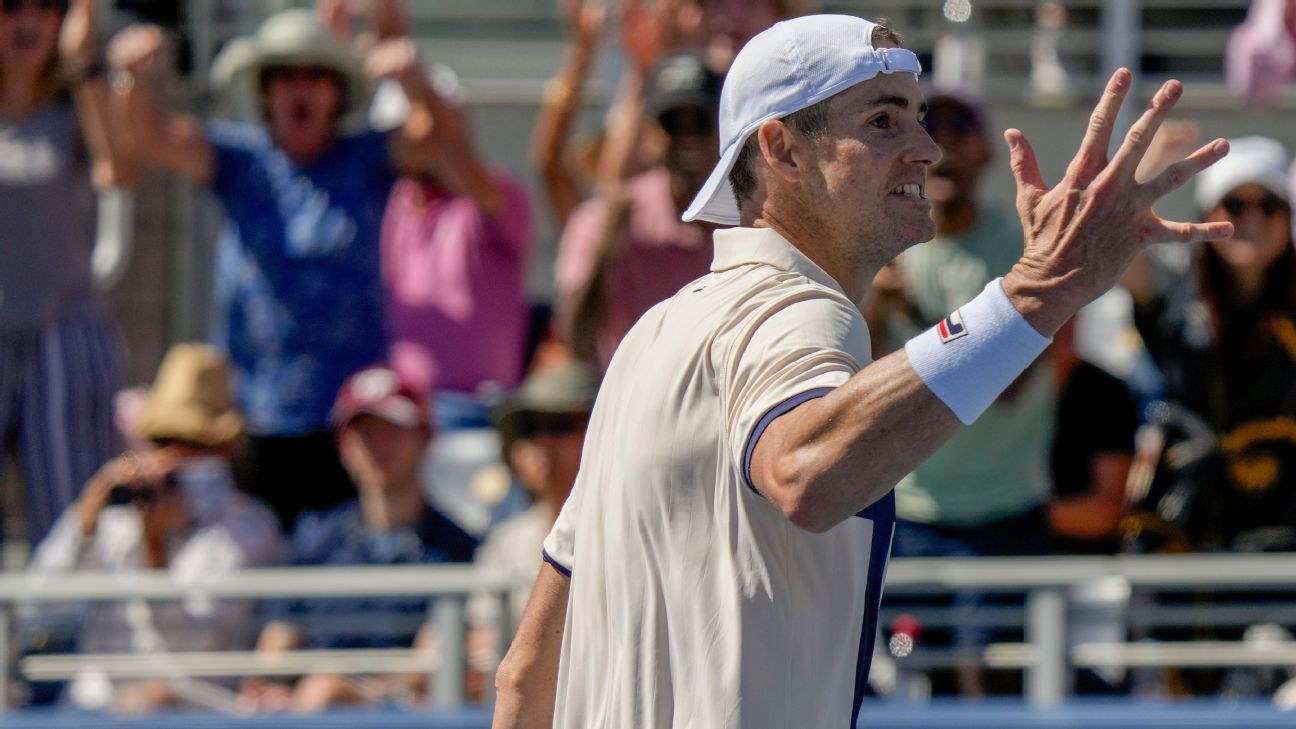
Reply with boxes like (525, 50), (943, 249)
(0, 565), (516, 715)
(4, 555), (1296, 713)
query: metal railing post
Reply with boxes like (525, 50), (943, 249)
(1025, 587), (1069, 707)
(1102, 0), (1143, 143)
(433, 595), (466, 709)
(0, 603), (10, 715)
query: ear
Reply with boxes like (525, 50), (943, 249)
(757, 119), (805, 185)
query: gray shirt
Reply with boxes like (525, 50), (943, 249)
(0, 99), (98, 332)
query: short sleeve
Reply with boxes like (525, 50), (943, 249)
(541, 485), (579, 578)
(723, 292), (871, 493)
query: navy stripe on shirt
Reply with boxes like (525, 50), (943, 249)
(851, 491), (896, 726)
(742, 387), (836, 496)
(543, 548), (573, 578)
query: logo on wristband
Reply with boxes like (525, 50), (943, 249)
(938, 310), (967, 344)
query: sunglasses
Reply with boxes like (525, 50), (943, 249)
(921, 111), (979, 136)
(1219, 193), (1288, 219)
(0, 0), (66, 13)
(659, 106), (717, 139)
(260, 65), (342, 85)
(516, 411), (589, 439)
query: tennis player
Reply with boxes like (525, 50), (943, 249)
(494, 14), (1232, 729)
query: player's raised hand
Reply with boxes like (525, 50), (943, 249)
(1001, 69), (1233, 334)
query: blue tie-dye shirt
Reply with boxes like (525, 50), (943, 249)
(207, 121), (395, 435)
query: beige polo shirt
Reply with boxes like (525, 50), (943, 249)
(543, 226), (896, 728)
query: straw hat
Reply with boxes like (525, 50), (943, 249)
(133, 344), (244, 448)
(209, 8), (372, 131)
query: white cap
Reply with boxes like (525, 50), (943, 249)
(681, 14), (922, 225)
(1194, 136), (1290, 213)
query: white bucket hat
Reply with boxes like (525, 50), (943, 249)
(210, 9), (372, 132)
(681, 14), (923, 225)
(1194, 135), (1290, 214)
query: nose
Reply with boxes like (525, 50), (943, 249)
(906, 124), (943, 168)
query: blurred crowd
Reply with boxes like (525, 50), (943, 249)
(1, 0), (1295, 715)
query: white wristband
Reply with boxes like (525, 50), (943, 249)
(904, 278), (1052, 425)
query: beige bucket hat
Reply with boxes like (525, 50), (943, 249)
(209, 8), (372, 131)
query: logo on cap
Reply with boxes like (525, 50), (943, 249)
(938, 310), (967, 343)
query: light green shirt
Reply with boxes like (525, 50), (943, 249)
(887, 205), (1058, 526)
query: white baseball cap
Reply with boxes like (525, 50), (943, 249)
(1194, 136), (1290, 214)
(681, 14), (923, 225)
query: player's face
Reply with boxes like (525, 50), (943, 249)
(800, 72), (942, 260)
(1205, 183), (1292, 274)
(261, 65), (344, 162)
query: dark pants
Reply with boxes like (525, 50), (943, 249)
(234, 431), (356, 532)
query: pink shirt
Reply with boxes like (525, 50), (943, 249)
(382, 174), (533, 394)
(1227, 0), (1296, 106)
(555, 167), (714, 367)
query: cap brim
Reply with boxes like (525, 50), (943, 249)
(681, 134), (748, 225)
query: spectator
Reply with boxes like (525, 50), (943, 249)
(376, 77), (534, 400)
(24, 343), (283, 714)
(1131, 136), (1296, 554)
(1047, 316), (1139, 555)
(1, 0), (127, 542)
(241, 364), (476, 713)
(556, 52), (720, 367)
(465, 361), (599, 691)
(866, 88), (1055, 696)
(106, 9), (460, 530)
(1226, 0), (1296, 107)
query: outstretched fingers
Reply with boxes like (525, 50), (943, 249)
(1144, 216), (1235, 246)
(1109, 80), (1183, 181)
(1064, 69), (1132, 184)
(1140, 138), (1229, 202)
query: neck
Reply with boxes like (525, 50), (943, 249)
(534, 485), (569, 527)
(1, 73), (45, 114)
(670, 169), (704, 214)
(1227, 264), (1269, 306)
(752, 202), (883, 304)
(933, 196), (978, 237)
(358, 478), (426, 531)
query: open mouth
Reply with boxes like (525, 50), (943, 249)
(288, 101), (314, 126)
(7, 27), (44, 53)
(890, 183), (926, 199)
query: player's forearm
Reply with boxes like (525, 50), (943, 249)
(750, 349), (961, 533)
(493, 563), (568, 729)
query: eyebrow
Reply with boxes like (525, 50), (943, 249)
(862, 95), (928, 115)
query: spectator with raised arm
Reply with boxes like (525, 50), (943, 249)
(25, 344), (282, 714)
(1, 0), (128, 543)
(106, 9), (464, 530)
(556, 52), (720, 366)
(864, 87), (1056, 697)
